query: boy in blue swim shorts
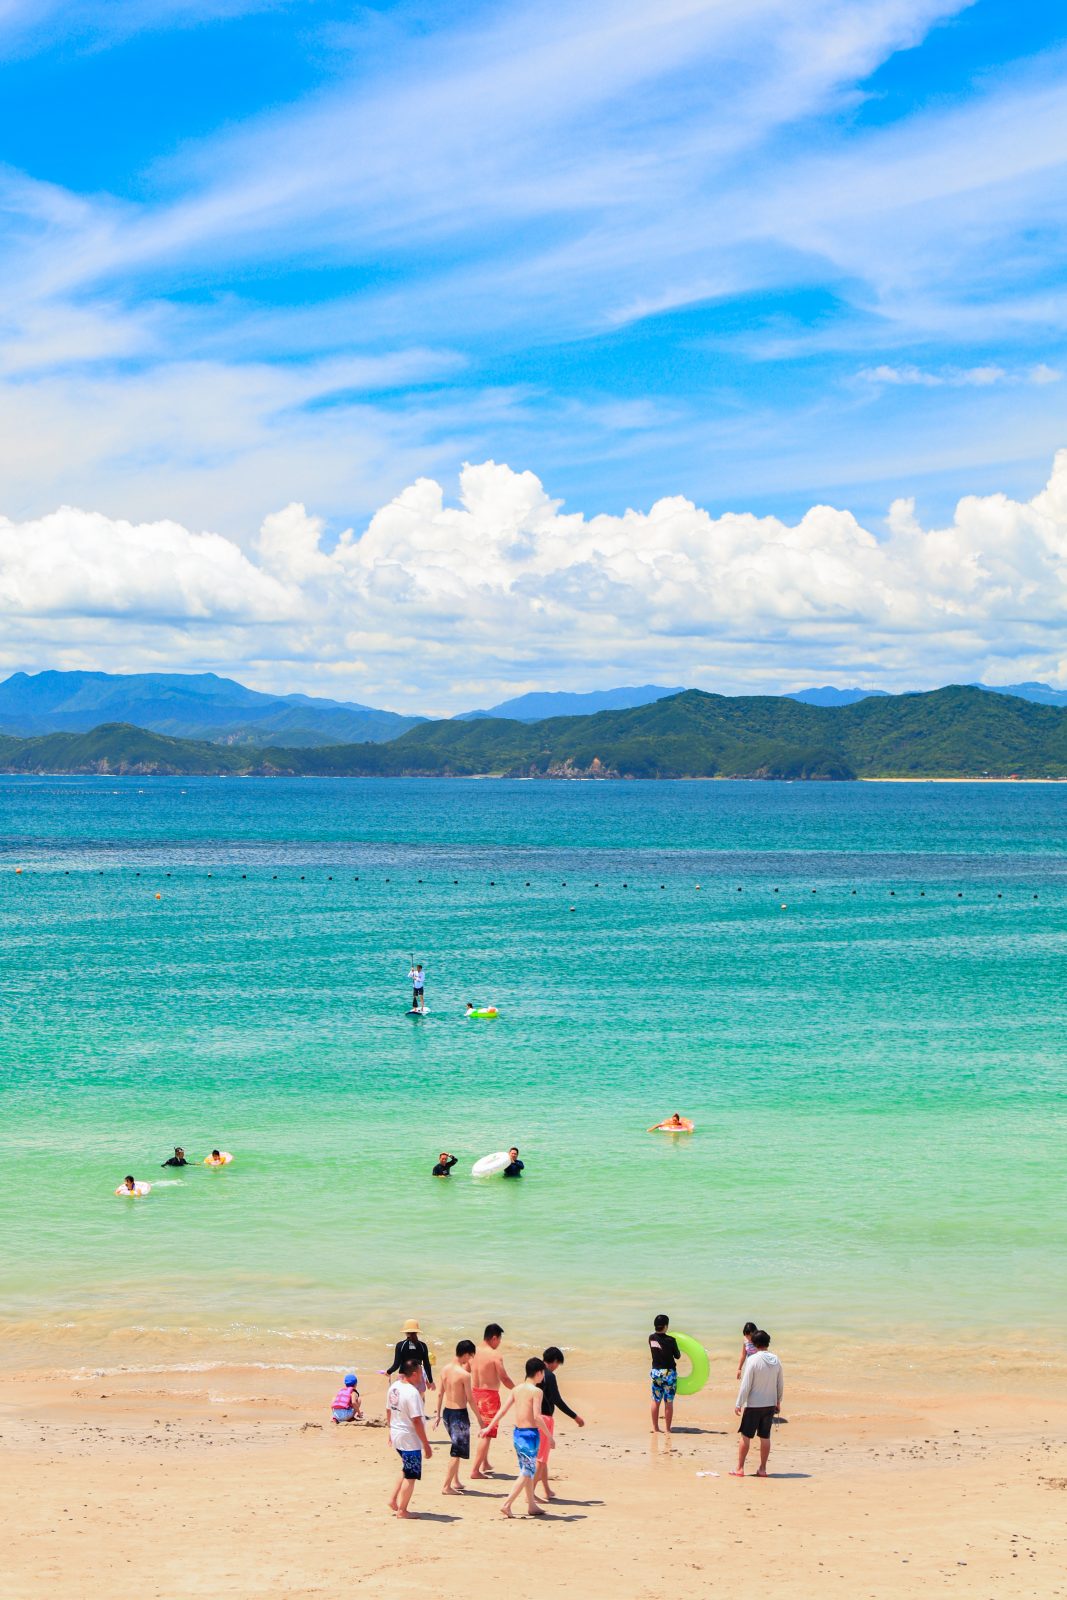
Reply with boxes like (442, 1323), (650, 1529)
(480, 1356), (553, 1518)
(649, 1313), (681, 1435)
(387, 1359), (433, 1518)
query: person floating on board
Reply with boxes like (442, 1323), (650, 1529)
(409, 962), (426, 1014)
(161, 1146), (188, 1167)
(432, 1152), (458, 1177)
(502, 1147), (524, 1178)
(647, 1112), (694, 1133)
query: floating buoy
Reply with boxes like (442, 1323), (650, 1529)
(155, 893), (161, 900)
(781, 903), (787, 909)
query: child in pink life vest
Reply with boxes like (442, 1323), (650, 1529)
(331, 1374), (362, 1423)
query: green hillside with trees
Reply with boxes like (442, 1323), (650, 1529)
(0, 688), (1064, 778)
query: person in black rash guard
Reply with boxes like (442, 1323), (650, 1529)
(432, 1153), (458, 1177)
(535, 1346), (585, 1501)
(387, 1320), (434, 1393)
(649, 1313), (681, 1435)
(161, 1147), (188, 1167)
(502, 1147), (524, 1178)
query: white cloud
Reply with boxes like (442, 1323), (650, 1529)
(1, 454), (1066, 709)
(858, 362), (1063, 389)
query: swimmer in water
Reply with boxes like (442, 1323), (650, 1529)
(205, 1149), (227, 1166)
(647, 1113), (693, 1132)
(161, 1146), (188, 1167)
(432, 1153), (458, 1177)
(115, 1175), (148, 1195)
(502, 1147), (524, 1178)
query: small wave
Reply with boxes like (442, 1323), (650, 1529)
(69, 1360), (339, 1378)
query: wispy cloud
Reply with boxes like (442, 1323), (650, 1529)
(1, 0), (1067, 547)
(858, 363), (1062, 388)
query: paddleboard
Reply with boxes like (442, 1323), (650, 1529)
(406, 1007), (429, 1016)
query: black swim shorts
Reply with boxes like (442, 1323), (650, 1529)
(738, 1405), (776, 1439)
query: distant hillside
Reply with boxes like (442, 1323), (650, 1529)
(0, 723), (250, 775)
(0, 670), (420, 746)
(1, 687), (1061, 778)
(457, 684), (684, 721)
(300, 686), (1060, 779)
(974, 681), (1067, 708)
(787, 686), (889, 706)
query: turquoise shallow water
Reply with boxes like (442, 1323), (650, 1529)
(1, 777), (1065, 1373)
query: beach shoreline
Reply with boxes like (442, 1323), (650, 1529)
(3, 1356), (1064, 1598)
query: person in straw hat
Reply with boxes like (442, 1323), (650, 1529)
(387, 1319), (435, 1394)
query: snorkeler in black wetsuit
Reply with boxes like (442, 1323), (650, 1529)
(433, 1153), (458, 1177)
(161, 1147), (188, 1167)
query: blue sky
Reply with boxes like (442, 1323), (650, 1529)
(1, 0), (1066, 708)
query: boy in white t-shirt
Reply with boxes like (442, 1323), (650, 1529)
(387, 1358), (433, 1518)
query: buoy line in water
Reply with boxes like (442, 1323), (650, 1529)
(5, 866), (1045, 900)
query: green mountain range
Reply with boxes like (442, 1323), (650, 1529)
(0, 687), (1065, 778)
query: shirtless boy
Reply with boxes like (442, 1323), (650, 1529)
(470, 1323), (514, 1479)
(483, 1357), (554, 1519)
(434, 1340), (477, 1493)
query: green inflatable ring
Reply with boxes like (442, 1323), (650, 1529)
(674, 1332), (710, 1397)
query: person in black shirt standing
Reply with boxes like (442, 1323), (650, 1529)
(387, 1319), (434, 1394)
(648, 1313), (681, 1435)
(432, 1153), (458, 1177)
(161, 1147), (188, 1167)
(535, 1346), (584, 1501)
(502, 1147), (524, 1178)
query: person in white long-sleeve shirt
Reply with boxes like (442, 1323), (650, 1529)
(730, 1329), (784, 1477)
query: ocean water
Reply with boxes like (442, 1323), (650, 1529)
(1, 777), (1064, 1377)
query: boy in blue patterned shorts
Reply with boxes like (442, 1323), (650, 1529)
(481, 1357), (553, 1519)
(387, 1358), (433, 1518)
(649, 1313), (681, 1435)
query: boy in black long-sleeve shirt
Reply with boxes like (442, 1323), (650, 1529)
(535, 1346), (585, 1501)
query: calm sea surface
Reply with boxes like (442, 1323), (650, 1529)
(1, 777), (1064, 1374)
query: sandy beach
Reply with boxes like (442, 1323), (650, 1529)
(3, 1353), (1065, 1600)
